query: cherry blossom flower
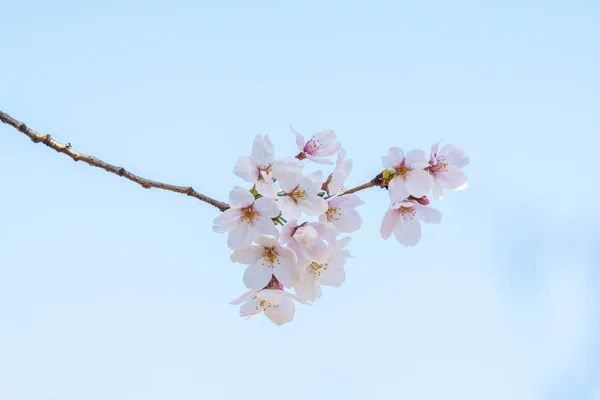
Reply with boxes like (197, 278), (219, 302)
(212, 186), (279, 249)
(231, 234), (299, 289)
(323, 148), (353, 195)
(429, 141), (470, 200)
(295, 237), (352, 302)
(292, 126), (341, 164)
(380, 198), (442, 247)
(382, 147), (433, 202)
(280, 220), (337, 263)
(230, 287), (304, 326)
(277, 171), (328, 219)
(233, 135), (278, 198)
(319, 194), (364, 233)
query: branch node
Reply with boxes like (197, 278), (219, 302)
(186, 187), (195, 196)
(117, 167), (126, 176)
(65, 142), (72, 149)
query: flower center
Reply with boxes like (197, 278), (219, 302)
(309, 261), (328, 276)
(256, 299), (279, 311)
(395, 163), (410, 178)
(399, 206), (416, 219)
(305, 136), (322, 154)
(292, 188), (308, 201)
(240, 206), (258, 223)
(325, 206), (342, 221)
(430, 156), (448, 173)
(261, 248), (280, 269)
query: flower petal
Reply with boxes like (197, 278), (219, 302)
(298, 195), (328, 216)
(264, 296), (296, 325)
(393, 217), (422, 247)
(212, 208), (242, 232)
(254, 234), (279, 248)
(230, 289), (259, 305)
(439, 166), (468, 191)
(440, 143), (469, 168)
(295, 275), (319, 302)
(388, 147), (405, 167)
(388, 177), (410, 202)
(404, 149), (429, 169)
(227, 222), (254, 249)
(251, 135), (274, 166)
(256, 174), (278, 199)
(274, 257), (298, 288)
(290, 126), (305, 152)
(228, 186), (255, 209)
(277, 196), (301, 219)
(405, 169), (433, 197)
(272, 157), (303, 189)
(414, 204), (442, 224)
(231, 245), (263, 264)
(305, 154), (335, 165)
(254, 197), (280, 218)
(233, 156), (259, 183)
(239, 298), (261, 318)
(432, 178), (444, 200)
(380, 208), (399, 239)
(243, 262), (273, 289)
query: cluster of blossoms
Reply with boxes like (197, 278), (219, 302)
(213, 129), (469, 325)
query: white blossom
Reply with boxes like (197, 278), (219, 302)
(280, 220), (337, 263)
(380, 199), (442, 247)
(277, 171), (328, 219)
(319, 194), (364, 233)
(212, 186), (279, 249)
(295, 237), (352, 302)
(292, 127), (341, 164)
(324, 147), (353, 195)
(231, 234), (299, 289)
(230, 288), (304, 326)
(382, 147), (433, 202)
(429, 141), (469, 200)
(233, 135), (278, 198)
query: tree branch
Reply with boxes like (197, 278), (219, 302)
(342, 173), (386, 195)
(0, 110), (230, 212)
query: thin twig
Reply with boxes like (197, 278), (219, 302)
(342, 173), (386, 195)
(0, 110), (230, 212)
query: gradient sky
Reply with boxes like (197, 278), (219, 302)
(1, 1), (599, 399)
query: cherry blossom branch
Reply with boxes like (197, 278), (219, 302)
(0, 110), (230, 212)
(341, 173), (387, 195)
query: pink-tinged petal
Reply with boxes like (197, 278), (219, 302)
(253, 215), (278, 236)
(290, 126), (305, 152)
(231, 245), (263, 264)
(264, 297), (295, 325)
(311, 221), (338, 242)
(281, 291), (307, 304)
(388, 177), (410, 203)
(279, 220), (298, 243)
(302, 240), (329, 262)
(405, 169), (433, 197)
(212, 208), (242, 231)
(305, 154), (335, 165)
(295, 276), (319, 303)
(272, 157), (303, 189)
(333, 194), (364, 208)
(256, 174), (278, 198)
(227, 222), (254, 249)
(239, 298), (261, 318)
(455, 180), (468, 191)
(233, 156), (259, 183)
(293, 225), (318, 249)
(430, 140), (442, 163)
(334, 209), (363, 233)
(440, 143), (469, 168)
(432, 178), (444, 200)
(243, 262), (273, 289)
(303, 171), (324, 193)
(228, 186), (255, 209)
(312, 130), (339, 156)
(277, 246), (298, 266)
(254, 197), (280, 218)
(404, 149), (429, 169)
(337, 236), (352, 249)
(388, 147), (405, 167)
(380, 208), (399, 239)
(438, 166), (468, 190)
(299, 196), (328, 216)
(274, 258), (298, 288)
(230, 289), (259, 305)
(393, 217), (422, 247)
(414, 204), (442, 224)
(251, 135), (274, 166)
(319, 266), (345, 287)
(254, 234), (279, 248)
(277, 196), (300, 219)
(257, 289), (284, 304)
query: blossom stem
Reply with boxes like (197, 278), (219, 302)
(0, 110), (230, 212)
(341, 172), (387, 196)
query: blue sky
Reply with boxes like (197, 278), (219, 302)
(1, 1), (599, 399)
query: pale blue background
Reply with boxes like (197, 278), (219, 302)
(1, 1), (599, 399)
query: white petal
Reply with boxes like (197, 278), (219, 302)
(277, 246), (298, 266)
(239, 298), (261, 318)
(414, 204), (442, 224)
(334, 194), (364, 208)
(274, 257), (298, 288)
(440, 143), (469, 168)
(212, 208), (242, 232)
(432, 178), (444, 200)
(254, 234), (279, 248)
(294, 275), (319, 302)
(404, 149), (429, 169)
(257, 289), (284, 304)
(256, 175), (278, 199)
(290, 126), (305, 152)
(251, 135), (274, 166)
(253, 215), (279, 236)
(293, 225), (318, 249)
(388, 177), (410, 202)
(272, 157), (303, 189)
(279, 220), (298, 243)
(228, 186), (255, 209)
(230, 245), (263, 264)
(306, 154), (335, 165)
(334, 209), (363, 233)
(264, 297), (296, 325)
(227, 222), (254, 249)
(254, 197), (280, 218)
(303, 171), (324, 193)
(233, 156), (259, 183)
(277, 196), (301, 219)
(230, 289), (259, 305)
(320, 266), (345, 287)
(243, 262), (273, 289)
(439, 166), (468, 191)
(380, 208), (399, 239)
(298, 195), (328, 216)
(405, 169), (433, 197)
(393, 217), (422, 247)
(388, 147), (405, 167)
